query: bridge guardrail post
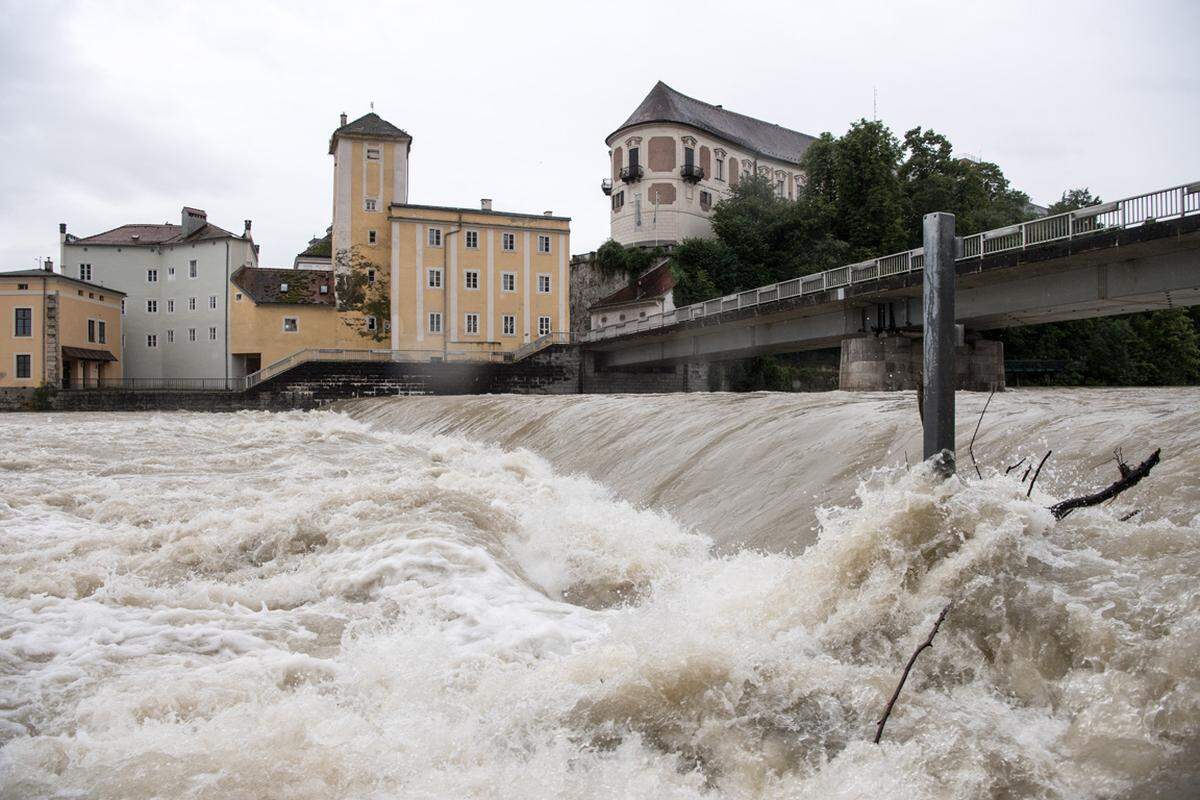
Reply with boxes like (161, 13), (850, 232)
(923, 211), (957, 476)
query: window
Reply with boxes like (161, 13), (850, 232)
(464, 270), (479, 290)
(537, 235), (551, 254)
(188, 328), (197, 342)
(366, 315), (378, 332)
(428, 312), (442, 333)
(628, 146), (640, 172)
(366, 147), (381, 161)
(537, 274), (551, 293)
(208, 326), (217, 341)
(147, 269), (158, 283)
(87, 319), (96, 342)
(235, 293), (243, 301)
(79, 264), (92, 281)
(166, 329), (174, 343)
(464, 313), (479, 335)
(120, 299), (125, 315)
(208, 295), (218, 310)
(538, 316), (551, 336)
(98, 320), (106, 344)
(612, 191), (625, 211)
(167, 299), (175, 313)
(776, 178), (785, 197)
(501, 272), (516, 292)
(365, 199), (377, 212)
(188, 297), (197, 311)
(428, 227), (442, 247)
(17, 283), (28, 290)
(715, 158), (725, 181)
(700, 190), (713, 211)
(502, 232), (515, 251)
(427, 268), (442, 289)
(168, 266), (176, 279)
(502, 314), (515, 336)
(368, 230), (377, 245)
(15, 354), (31, 379)
(146, 300), (158, 313)
(14, 308), (32, 337)
(465, 230), (478, 249)
(367, 268), (376, 285)
(147, 334), (158, 348)
(189, 260), (197, 278)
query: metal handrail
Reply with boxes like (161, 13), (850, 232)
(584, 179), (1200, 343)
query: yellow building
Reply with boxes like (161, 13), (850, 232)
(228, 266), (336, 375)
(0, 267), (124, 388)
(329, 112), (570, 356)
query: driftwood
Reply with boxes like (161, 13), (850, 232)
(1119, 509), (1142, 522)
(1049, 449), (1161, 520)
(874, 603), (952, 744)
(967, 386), (996, 480)
(1004, 457), (1027, 476)
(1026, 450), (1052, 497)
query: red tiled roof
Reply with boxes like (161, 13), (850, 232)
(70, 222), (242, 247)
(591, 258), (676, 310)
(231, 266), (334, 306)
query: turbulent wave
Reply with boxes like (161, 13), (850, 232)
(1, 394), (1198, 798)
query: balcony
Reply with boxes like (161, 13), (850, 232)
(680, 163), (705, 183)
(601, 178), (613, 196)
(619, 165), (644, 183)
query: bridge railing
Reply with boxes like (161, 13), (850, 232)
(583, 179), (1200, 343)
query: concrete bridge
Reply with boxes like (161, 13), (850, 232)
(582, 182), (1200, 390)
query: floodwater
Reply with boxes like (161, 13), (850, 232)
(1, 389), (1198, 798)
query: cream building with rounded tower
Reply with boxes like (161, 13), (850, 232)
(604, 81), (817, 247)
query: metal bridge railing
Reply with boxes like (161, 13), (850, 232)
(583, 179), (1200, 343)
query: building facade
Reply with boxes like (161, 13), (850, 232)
(604, 81), (816, 247)
(328, 112), (570, 356)
(60, 207), (258, 381)
(588, 258), (675, 330)
(228, 266), (336, 375)
(0, 266), (124, 388)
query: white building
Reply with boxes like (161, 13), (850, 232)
(604, 82), (817, 247)
(59, 207), (258, 382)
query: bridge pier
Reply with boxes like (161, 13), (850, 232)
(838, 333), (1004, 392)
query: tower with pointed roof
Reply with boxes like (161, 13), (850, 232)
(604, 81), (816, 247)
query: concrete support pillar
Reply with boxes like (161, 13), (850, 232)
(922, 212), (956, 469)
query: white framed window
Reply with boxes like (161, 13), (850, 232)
(146, 299), (158, 313)
(208, 295), (217, 310)
(98, 320), (106, 344)
(537, 274), (551, 293)
(366, 147), (381, 161)
(501, 272), (516, 292)
(427, 268), (442, 289)
(464, 270), (479, 290)
(208, 326), (217, 341)
(537, 235), (551, 254)
(188, 327), (197, 342)
(715, 158), (725, 181)
(79, 263), (92, 281)
(14, 353), (31, 379)
(364, 198), (377, 212)
(167, 266), (176, 279)
(188, 297), (197, 311)
(368, 230), (377, 245)
(13, 307), (32, 337)
(428, 312), (442, 334)
(464, 313), (479, 335)
(384, 320), (391, 333)
(167, 329), (174, 343)
(189, 260), (197, 279)
(146, 334), (158, 348)
(502, 232), (515, 251)
(538, 316), (551, 336)
(428, 227), (442, 247)
(87, 319), (96, 343)
(367, 268), (376, 285)
(167, 299), (175, 313)
(283, 317), (298, 333)
(235, 292), (243, 301)
(502, 314), (515, 336)
(147, 268), (158, 283)
(465, 230), (479, 249)
(366, 315), (377, 332)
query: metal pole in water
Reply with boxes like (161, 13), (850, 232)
(922, 212), (956, 474)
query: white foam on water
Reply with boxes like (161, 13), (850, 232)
(0, 398), (1197, 799)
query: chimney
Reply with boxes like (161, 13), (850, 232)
(340, 112), (348, 127)
(43, 257), (54, 273)
(244, 219), (252, 236)
(59, 223), (67, 243)
(480, 198), (493, 211)
(182, 206), (207, 237)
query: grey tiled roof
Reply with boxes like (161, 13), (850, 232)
(231, 266), (334, 306)
(329, 112), (411, 153)
(0, 269), (127, 295)
(68, 222), (241, 246)
(610, 81), (817, 166)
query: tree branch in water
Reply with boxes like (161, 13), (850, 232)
(968, 386), (996, 480)
(1005, 457), (1027, 476)
(874, 602), (952, 744)
(1049, 449), (1161, 520)
(1026, 450), (1052, 498)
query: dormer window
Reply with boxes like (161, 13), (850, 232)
(280, 283), (289, 292)
(319, 284), (329, 294)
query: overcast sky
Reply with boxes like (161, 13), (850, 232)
(2, 0), (1197, 270)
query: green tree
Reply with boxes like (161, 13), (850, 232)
(1047, 188), (1101, 215)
